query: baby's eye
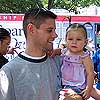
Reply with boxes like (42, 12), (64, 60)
(68, 38), (73, 40)
(77, 39), (81, 41)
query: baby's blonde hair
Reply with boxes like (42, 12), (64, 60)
(66, 23), (87, 39)
(65, 23), (88, 51)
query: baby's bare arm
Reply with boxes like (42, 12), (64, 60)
(82, 55), (94, 99)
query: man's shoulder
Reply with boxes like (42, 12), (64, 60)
(52, 55), (61, 61)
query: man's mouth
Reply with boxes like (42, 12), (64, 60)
(49, 41), (53, 43)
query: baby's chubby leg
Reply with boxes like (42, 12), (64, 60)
(59, 88), (83, 100)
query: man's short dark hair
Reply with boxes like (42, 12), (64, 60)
(23, 8), (57, 38)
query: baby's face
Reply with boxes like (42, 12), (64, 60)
(65, 29), (87, 54)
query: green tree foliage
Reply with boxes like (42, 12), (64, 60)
(0, 0), (43, 13)
(0, 0), (100, 13)
(53, 0), (100, 13)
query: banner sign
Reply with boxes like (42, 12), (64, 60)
(0, 14), (69, 60)
(0, 14), (26, 60)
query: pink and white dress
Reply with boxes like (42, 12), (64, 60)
(61, 48), (90, 90)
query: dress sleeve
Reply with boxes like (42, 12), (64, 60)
(81, 50), (90, 58)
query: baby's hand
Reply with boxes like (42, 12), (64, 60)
(48, 48), (61, 58)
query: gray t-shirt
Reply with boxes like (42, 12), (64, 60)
(0, 53), (61, 100)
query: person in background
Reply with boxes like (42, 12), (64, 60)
(0, 28), (11, 68)
(54, 23), (100, 100)
(0, 8), (63, 100)
(0, 28), (18, 68)
(96, 32), (100, 49)
(92, 49), (100, 90)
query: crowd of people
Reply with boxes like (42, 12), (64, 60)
(0, 8), (100, 100)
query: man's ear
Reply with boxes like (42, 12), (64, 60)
(27, 23), (36, 34)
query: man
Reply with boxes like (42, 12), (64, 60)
(0, 8), (62, 100)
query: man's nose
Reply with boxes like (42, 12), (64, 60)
(53, 31), (58, 38)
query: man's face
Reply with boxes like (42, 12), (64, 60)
(34, 18), (58, 52)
